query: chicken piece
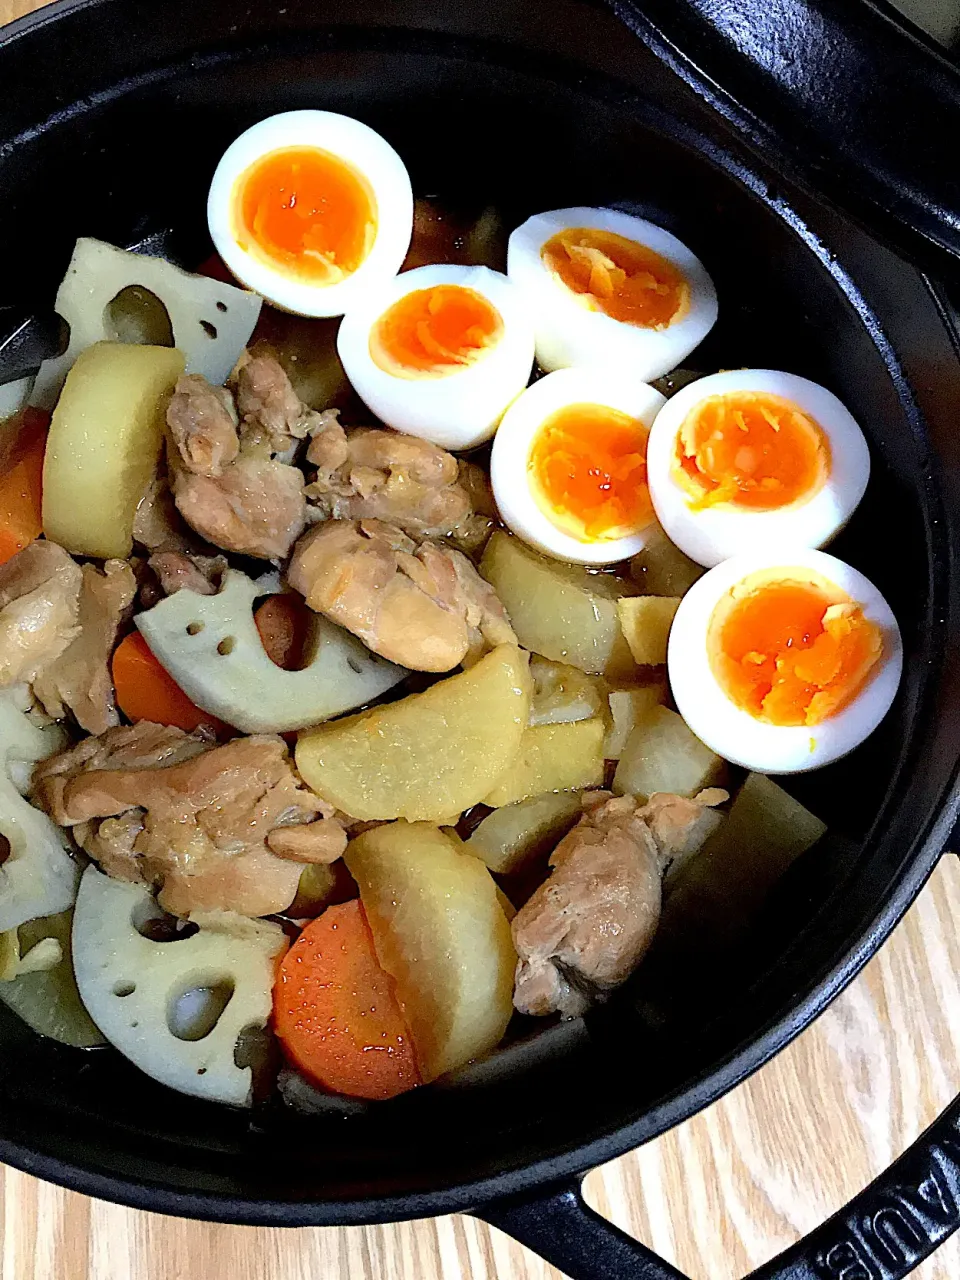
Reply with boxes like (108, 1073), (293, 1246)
(166, 371), (306, 561)
(304, 419), (496, 553)
(305, 410), (349, 474)
(0, 540), (82, 688)
(148, 550), (227, 598)
(171, 446), (306, 561)
(232, 346), (326, 449)
(83, 809), (145, 883)
(636, 788), (727, 880)
(287, 518), (516, 672)
(34, 720), (211, 826)
(32, 559), (136, 734)
(305, 423), (477, 541)
(166, 374), (239, 477)
(266, 820), (347, 864)
(511, 790), (726, 1017)
(32, 725), (344, 918)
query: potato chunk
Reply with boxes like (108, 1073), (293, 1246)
(467, 791), (583, 874)
(617, 596), (681, 665)
(603, 684), (666, 759)
(345, 821), (515, 1081)
(529, 657), (604, 726)
(296, 645), (531, 821)
(614, 705), (724, 802)
(43, 342), (185, 558)
(480, 531), (637, 678)
(484, 718), (605, 807)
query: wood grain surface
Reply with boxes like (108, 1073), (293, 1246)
(3, 3), (960, 1276)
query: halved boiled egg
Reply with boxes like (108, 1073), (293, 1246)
(647, 369), (871, 568)
(668, 549), (902, 773)
(207, 111), (413, 317)
(337, 263), (534, 449)
(490, 367), (666, 564)
(507, 207), (717, 378)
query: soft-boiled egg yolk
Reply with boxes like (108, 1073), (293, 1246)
(541, 227), (690, 330)
(234, 146), (377, 286)
(369, 284), (503, 378)
(528, 402), (652, 541)
(708, 575), (883, 727)
(674, 391), (830, 512)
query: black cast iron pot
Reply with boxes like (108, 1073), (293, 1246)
(3, 2), (960, 1277)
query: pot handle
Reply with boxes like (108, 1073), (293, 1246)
(476, 1091), (960, 1279)
(604, 0), (960, 281)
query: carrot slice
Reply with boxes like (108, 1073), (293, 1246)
(0, 408), (48, 566)
(112, 631), (227, 736)
(273, 900), (421, 1101)
(254, 594), (312, 670)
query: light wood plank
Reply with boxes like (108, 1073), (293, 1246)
(2, 3), (960, 1275)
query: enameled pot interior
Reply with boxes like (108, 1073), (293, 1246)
(0, 8), (957, 1222)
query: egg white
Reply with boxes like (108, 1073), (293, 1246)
(490, 367), (667, 565)
(336, 263), (535, 449)
(647, 369), (871, 569)
(506, 206), (717, 379)
(668, 548), (902, 773)
(207, 110), (413, 318)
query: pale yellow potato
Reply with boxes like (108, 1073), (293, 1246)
(603, 684), (666, 759)
(614, 705), (724, 802)
(480, 532), (638, 679)
(630, 523), (704, 596)
(345, 821), (515, 1081)
(617, 596), (681, 665)
(467, 790), (583, 875)
(484, 718), (605, 808)
(529, 656), (605, 727)
(296, 645), (531, 822)
(662, 774), (826, 945)
(43, 342), (185, 558)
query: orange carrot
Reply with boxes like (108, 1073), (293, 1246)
(273, 900), (421, 1101)
(0, 408), (48, 566)
(112, 631), (227, 736)
(254, 593), (312, 670)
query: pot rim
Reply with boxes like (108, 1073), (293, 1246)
(1, 0), (959, 1227)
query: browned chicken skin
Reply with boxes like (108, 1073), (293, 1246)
(287, 518), (516, 672)
(33, 559), (136, 734)
(33, 723), (345, 918)
(0, 540), (83, 687)
(512, 789), (726, 1017)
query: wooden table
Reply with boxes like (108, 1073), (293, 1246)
(4, 2), (960, 1275)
